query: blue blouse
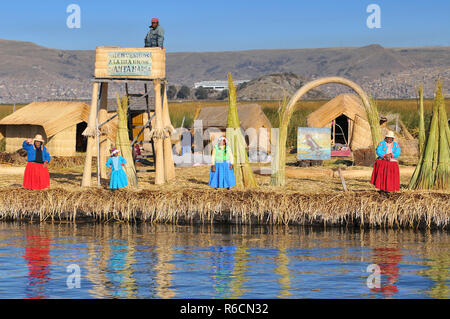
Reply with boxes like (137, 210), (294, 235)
(376, 140), (401, 159)
(22, 141), (51, 163)
(106, 156), (127, 171)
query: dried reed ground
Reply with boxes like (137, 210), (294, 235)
(1, 99), (449, 227)
(0, 162), (448, 228)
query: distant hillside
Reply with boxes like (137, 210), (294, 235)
(0, 39), (93, 81)
(0, 39), (449, 103)
(236, 73), (327, 101)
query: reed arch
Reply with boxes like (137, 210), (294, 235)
(271, 76), (382, 186)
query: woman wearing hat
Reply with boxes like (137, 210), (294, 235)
(209, 136), (236, 189)
(370, 131), (401, 192)
(22, 135), (51, 190)
(106, 147), (128, 190)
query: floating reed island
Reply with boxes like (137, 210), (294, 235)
(0, 188), (448, 229)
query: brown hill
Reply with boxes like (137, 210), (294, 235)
(0, 39), (449, 102)
(236, 73), (327, 100)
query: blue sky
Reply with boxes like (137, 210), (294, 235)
(0, 0), (449, 52)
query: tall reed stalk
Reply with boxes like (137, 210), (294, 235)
(271, 97), (289, 186)
(435, 82), (449, 190)
(409, 79), (448, 190)
(418, 85), (426, 155)
(226, 73), (258, 188)
(162, 84), (176, 181)
(367, 96), (383, 153)
(116, 95), (138, 187)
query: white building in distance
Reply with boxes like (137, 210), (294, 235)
(194, 80), (249, 91)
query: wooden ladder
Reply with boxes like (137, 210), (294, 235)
(125, 83), (156, 173)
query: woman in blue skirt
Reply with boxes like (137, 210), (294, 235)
(209, 136), (236, 190)
(106, 147), (129, 190)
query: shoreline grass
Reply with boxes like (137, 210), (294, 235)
(0, 187), (448, 229)
(0, 160), (447, 229)
(1, 99), (448, 229)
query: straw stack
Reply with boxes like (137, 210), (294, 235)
(409, 79), (449, 190)
(162, 84), (176, 181)
(226, 73), (258, 188)
(418, 85), (426, 155)
(271, 97), (289, 186)
(115, 95), (138, 187)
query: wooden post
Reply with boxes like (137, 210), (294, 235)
(337, 167), (348, 192)
(96, 112), (100, 187)
(348, 118), (353, 146)
(161, 83), (176, 181)
(153, 80), (165, 185)
(332, 120), (336, 146)
(143, 83), (153, 153)
(81, 82), (100, 187)
(98, 83), (109, 181)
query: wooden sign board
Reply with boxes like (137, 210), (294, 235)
(94, 46), (165, 79)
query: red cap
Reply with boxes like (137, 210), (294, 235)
(151, 18), (159, 23)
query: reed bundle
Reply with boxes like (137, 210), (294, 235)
(271, 97), (289, 186)
(115, 95), (138, 187)
(409, 80), (449, 190)
(367, 96), (383, 152)
(0, 152), (91, 169)
(435, 89), (449, 189)
(418, 85), (426, 155)
(161, 85), (176, 182)
(0, 188), (448, 229)
(0, 151), (27, 165)
(226, 73), (258, 188)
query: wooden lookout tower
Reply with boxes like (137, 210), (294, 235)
(81, 46), (175, 187)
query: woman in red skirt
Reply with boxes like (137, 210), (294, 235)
(22, 134), (51, 190)
(371, 131), (401, 193)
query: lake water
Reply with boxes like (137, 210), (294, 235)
(0, 222), (448, 299)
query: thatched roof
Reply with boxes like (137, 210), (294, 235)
(0, 101), (118, 141)
(194, 104), (272, 130)
(307, 94), (368, 127)
(0, 101), (90, 137)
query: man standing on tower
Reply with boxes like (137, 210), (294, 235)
(145, 18), (165, 48)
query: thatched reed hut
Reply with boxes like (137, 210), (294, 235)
(0, 101), (117, 156)
(307, 94), (418, 164)
(307, 94), (372, 150)
(194, 104), (272, 153)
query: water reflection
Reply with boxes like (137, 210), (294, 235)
(419, 230), (450, 299)
(23, 227), (51, 299)
(229, 243), (250, 298)
(372, 248), (402, 298)
(211, 246), (235, 299)
(0, 222), (448, 299)
(274, 246), (291, 298)
(155, 245), (176, 299)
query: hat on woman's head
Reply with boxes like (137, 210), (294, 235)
(110, 147), (119, 155)
(218, 136), (228, 144)
(33, 134), (45, 143)
(385, 131), (395, 139)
